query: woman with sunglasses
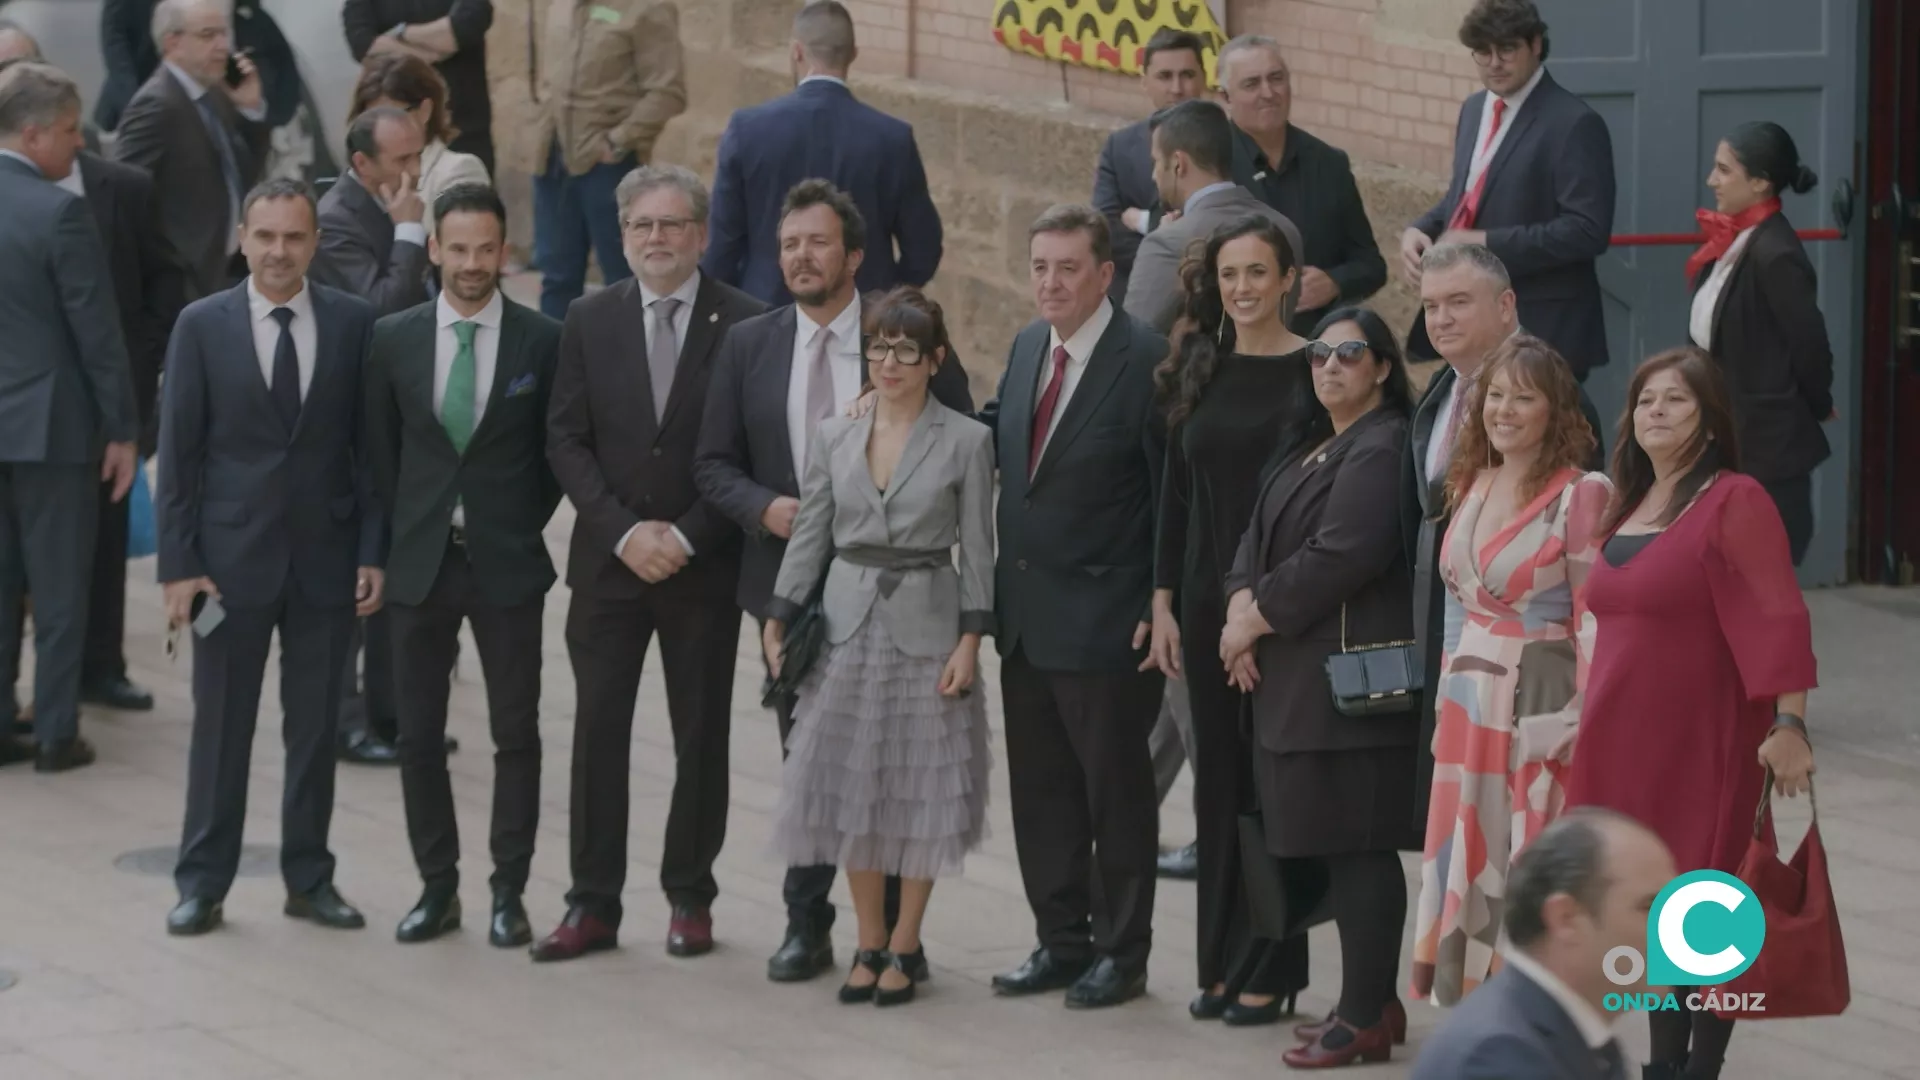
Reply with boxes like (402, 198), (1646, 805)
(1218, 306), (1418, 1068)
(1410, 334), (1610, 1008)
(762, 287), (995, 1008)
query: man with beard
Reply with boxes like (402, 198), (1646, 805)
(695, 179), (972, 982)
(530, 165), (763, 963)
(363, 183), (561, 949)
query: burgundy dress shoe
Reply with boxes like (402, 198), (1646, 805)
(1294, 997), (1407, 1045)
(666, 905), (713, 957)
(528, 907), (618, 963)
(1282, 1016), (1395, 1069)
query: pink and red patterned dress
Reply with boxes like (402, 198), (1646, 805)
(1410, 467), (1611, 1005)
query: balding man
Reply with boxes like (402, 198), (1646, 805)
(704, 0), (942, 305)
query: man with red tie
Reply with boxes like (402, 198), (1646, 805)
(1400, 0), (1616, 381)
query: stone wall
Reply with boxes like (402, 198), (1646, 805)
(487, 0), (1454, 396)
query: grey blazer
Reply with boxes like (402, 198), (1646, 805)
(1409, 965), (1624, 1080)
(311, 172), (430, 318)
(766, 399), (995, 659)
(1123, 184), (1305, 335)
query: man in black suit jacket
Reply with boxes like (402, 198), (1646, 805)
(695, 179), (971, 981)
(95, 0), (159, 132)
(982, 205), (1166, 1010)
(1091, 29), (1208, 304)
(366, 185), (559, 949)
(531, 165), (767, 964)
(1402, 0), (1615, 379)
(113, 0), (271, 300)
(157, 179), (385, 937)
(313, 107), (431, 319)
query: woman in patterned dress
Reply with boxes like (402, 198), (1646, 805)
(1410, 335), (1611, 1006)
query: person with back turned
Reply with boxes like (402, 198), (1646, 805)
(364, 183), (561, 950)
(158, 178), (385, 937)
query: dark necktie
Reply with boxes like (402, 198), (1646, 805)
(1029, 345), (1071, 478)
(195, 96), (243, 228)
(269, 306), (302, 431)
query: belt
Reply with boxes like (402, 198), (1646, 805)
(835, 546), (950, 599)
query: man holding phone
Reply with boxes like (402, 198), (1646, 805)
(155, 178), (386, 938)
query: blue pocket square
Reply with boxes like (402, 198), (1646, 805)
(505, 373), (537, 398)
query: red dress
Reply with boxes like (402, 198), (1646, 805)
(1565, 474), (1817, 875)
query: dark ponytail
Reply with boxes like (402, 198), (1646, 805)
(1725, 121), (1818, 195)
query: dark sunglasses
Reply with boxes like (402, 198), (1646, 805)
(1307, 340), (1372, 369)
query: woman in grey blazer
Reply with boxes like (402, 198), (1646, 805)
(762, 288), (995, 1007)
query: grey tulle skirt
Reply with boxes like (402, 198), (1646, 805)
(771, 614), (991, 879)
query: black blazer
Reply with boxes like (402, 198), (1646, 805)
(693, 301), (974, 618)
(1410, 72), (1617, 377)
(96, 0), (159, 133)
(367, 296), (562, 609)
(112, 66), (270, 299)
(1691, 212), (1834, 482)
(155, 281), (384, 608)
(980, 311), (1167, 673)
(312, 172), (431, 318)
(77, 151), (187, 455)
(1091, 118), (1159, 302)
(342, 0), (494, 152)
(1231, 123), (1388, 334)
(552, 275), (766, 602)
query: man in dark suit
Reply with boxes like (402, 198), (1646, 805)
(1401, 0), (1616, 379)
(157, 178), (385, 937)
(96, 0), (160, 132)
(983, 205), (1166, 1010)
(0, 63), (140, 771)
(1092, 28), (1208, 304)
(695, 179), (972, 981)
(341, 0), (495, 174)
(703, 1), (941, 306)
(113, 0), (271, 300)
(1412, 809), (1668, 1080)
(366, 184), (559, 949)
(531, 165), (764, 964)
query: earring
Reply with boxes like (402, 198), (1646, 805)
(1215, 318), (1225, 345)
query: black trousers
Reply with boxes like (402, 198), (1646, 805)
(1762, 474), (1814, 567)
(83, 477), (129, 684)
(341, 610), (398, 742)
(174, 587), (354, 900)
(1002, 646), (1161, 969)
(564, 580), (740, 925)
(0, 462), (97, 743)
(390, 541), (543, 894)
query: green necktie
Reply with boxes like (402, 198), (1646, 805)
(443, 320), (478, 454)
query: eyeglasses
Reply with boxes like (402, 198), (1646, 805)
(621, 216), (694, 239)
(864, 339), (927, 366)
(1470, 42), (1526, 66)
(1307, 340), (1372, 369)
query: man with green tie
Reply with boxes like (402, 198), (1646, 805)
(363, 183), (564, 948)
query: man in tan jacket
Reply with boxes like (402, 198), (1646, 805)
(529, 0), (686, 319)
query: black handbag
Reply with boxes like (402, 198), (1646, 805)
(760, 571), (830, 709)
(1323, 603), (1422, 717)
(1237, 812), (1333, 941)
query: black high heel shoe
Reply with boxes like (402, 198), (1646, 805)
(1222, 990), (1297, 1027)
(1189, 989), (1230, 1020)
(838, 948), (891, 1004)
(874, 948), (928, 1007)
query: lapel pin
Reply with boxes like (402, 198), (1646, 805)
(708, 312), (718, 323)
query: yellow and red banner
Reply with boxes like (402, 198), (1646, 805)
(991, 0), (1228, 79)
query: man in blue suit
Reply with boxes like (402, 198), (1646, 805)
(156, 178), (386, 937)
(702, 0), (941, 305)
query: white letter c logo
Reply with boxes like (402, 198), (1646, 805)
(1657, 879), (1748, 979)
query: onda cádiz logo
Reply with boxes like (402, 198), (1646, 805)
(1602, 870), (1768, 1014)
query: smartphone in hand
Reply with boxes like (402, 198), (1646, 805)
(224, 50), (250, 88)
(190, 593), (226, 638)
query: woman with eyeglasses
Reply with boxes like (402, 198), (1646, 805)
(1217, 306), (1418, 1068)
(1150, 215), (1318, 1026)
(1410, 334), (1610, 1008)
(762, 287), (995, 1008)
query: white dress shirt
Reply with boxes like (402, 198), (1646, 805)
(1500, 948), (1622, 1053)
(615, 272), (702, 559)
(434, 290), (503, 527)
(1465, 63), (1546, 193)
(55, 162), (85, 198)
(788, 293), (866, 471)
(247, 276), (317, 400)
(1689, 226), (1758, 350)
(799, 74), (848, 90)
(166, 61), (266, 255)
(1035, 298), (1115, 463)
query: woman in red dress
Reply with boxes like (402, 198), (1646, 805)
(1565, 347), (1817, 1080)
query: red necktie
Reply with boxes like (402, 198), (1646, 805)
(1448, 97), (1508, 230)
(1029, 345), (1071, 478)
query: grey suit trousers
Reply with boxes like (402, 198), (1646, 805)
(1151, 678), (1197, 807)
(0, 462), (99, 742)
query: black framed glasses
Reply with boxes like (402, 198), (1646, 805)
(1307, 340), (1372, 369)
(864, 339), (927, 366)
(1470, 41), (1526, 66)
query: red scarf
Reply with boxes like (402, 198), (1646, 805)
(1686, 197), (1780, 284)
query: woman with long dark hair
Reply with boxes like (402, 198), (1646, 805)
(1148, 215), (1316, 1024)
(349, 51), (490, 239)
(1688, 120), (1834, 564)
(1566, 347), (1817, 1080)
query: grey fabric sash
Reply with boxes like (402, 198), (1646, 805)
(835, 546), (952, 598)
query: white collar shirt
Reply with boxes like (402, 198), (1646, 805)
(1500, 948), (1622, 1053)
(247, 276), (317, 401)
(637, 270), (702, 361)
(1035, 298), (1115, 461)
(434, 289), (504, 526)
(1465, 63), (1547, 192)
(788, 293), (866, 472)
(1689, 226), (1759, 350)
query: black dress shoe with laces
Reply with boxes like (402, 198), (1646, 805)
(81, 675), (154, 711)
(1064, 956), (1147, 1009)
(490, 891), (532, 948)
(767, 922), (834, 982)
(338, 729), (400, 765)
(1156, 842), (1199, 880)
(395, 889), (462, 942)
(166, 896), (224, 936)
(991, 946), (1092, 996)
(35, 736), (96, 773)
(285, 883), (366, 929)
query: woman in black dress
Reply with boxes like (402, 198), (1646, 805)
(1149, 214), (1317, 1025)
(1219, 309), (1419, 1069)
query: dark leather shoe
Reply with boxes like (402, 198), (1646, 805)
(1295, 998), (1405, 1045)
(528, 907), (617, 962)
(166, 896), (223, 936)
(490, 891), (531, 948)
(767, 923), (834, 982)
(874, 948), (928, 1007)
(338, 729), (400, 765)
(838, 948), (890, 1004)
(1281, 1016), (1394, 1068)
(1189, 989), (1230, 1020)
(0, 734), (31, 767)
(395, 889), (461, 943)
(81, 675), (154, 711)
(1157, 841), (1199, 880)
(667, 905), (713, 957)
(1063, 956), (1147, 1009)
(1221, 993), (1293, 1027)
(35, 736), (96, 773)
(991, 946), (1091, 996)
(284, 883), (366, 929)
